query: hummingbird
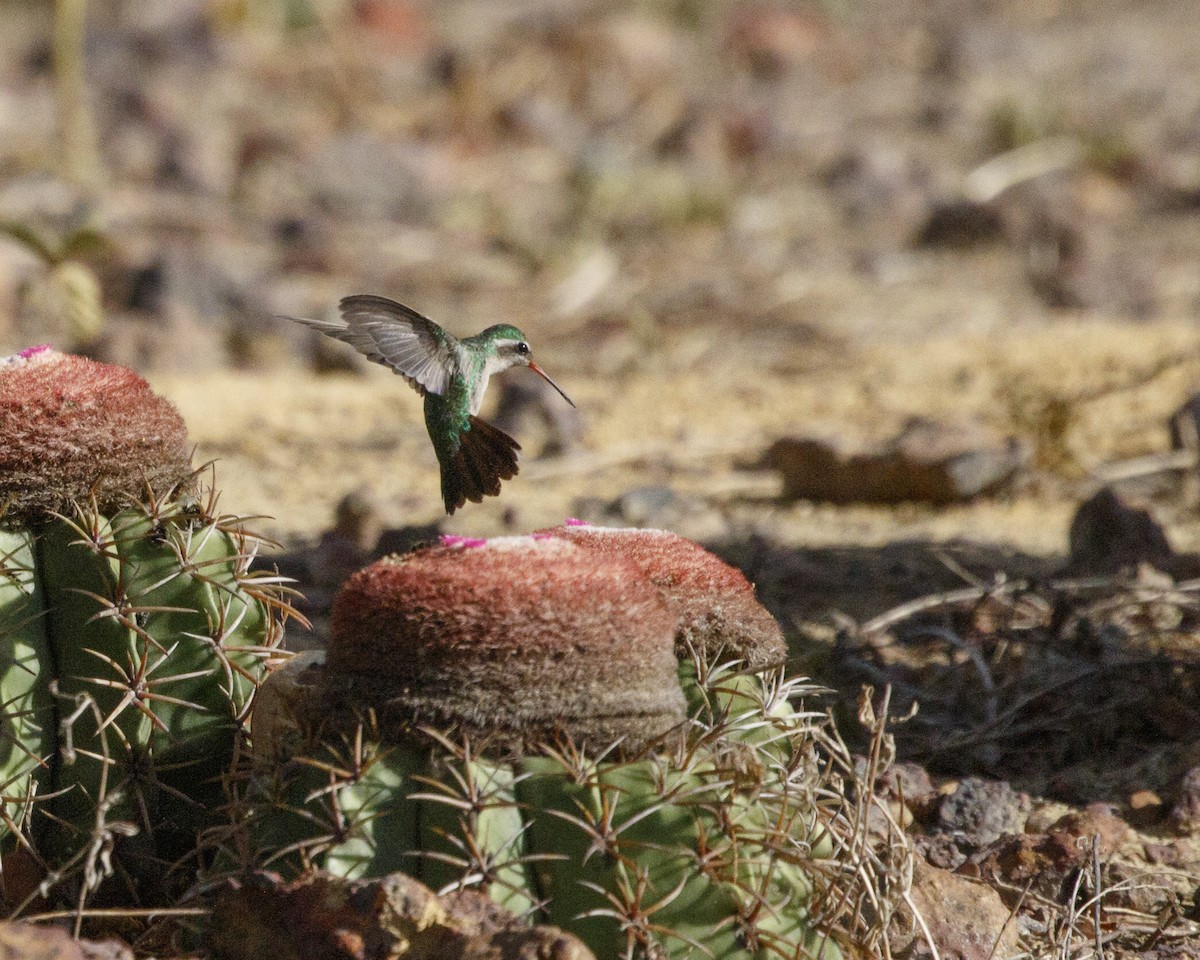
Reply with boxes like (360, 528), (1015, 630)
(288, 295), (575, 514)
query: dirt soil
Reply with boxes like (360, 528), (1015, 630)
(4, 0), (1200, 955)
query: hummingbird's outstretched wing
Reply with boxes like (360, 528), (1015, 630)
(287, 295), (454, 396)
(441, 415), (521, 515)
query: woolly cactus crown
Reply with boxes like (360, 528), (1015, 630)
(540, 521), (786, 668)
(0, 346), (193, 524)
(325, 533), (686, 752)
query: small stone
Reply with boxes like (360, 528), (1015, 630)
(879, 762), (938, 824)
(890, 860), (1020, 960)
(1050, 804), (1132, 858)
(1068, 488), (1172, 572)
(769, 418), (1027, 505)
(1128, 789), (1164, 828)
(490, 376), (586, 458)
(1169, 767), (1200, 836)
(932, 777), (1027, 849)
(912, 197), (1006, 249)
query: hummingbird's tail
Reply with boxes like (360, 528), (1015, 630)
(442, 415), (521, 514)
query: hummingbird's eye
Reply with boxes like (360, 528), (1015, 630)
(516, 342), (530, 355)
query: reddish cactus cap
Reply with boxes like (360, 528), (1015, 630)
(538, 523), (786, 669)
(0, 348), (193, 524)
(328, 535), (686, 751)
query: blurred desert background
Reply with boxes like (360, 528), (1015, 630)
(3, 0), (1199, 549)
(7, 3), (1200, 942)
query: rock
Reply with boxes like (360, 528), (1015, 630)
(1169, 767), (1200, 836)
(0, 923), (132, 960)
(1127, 788), (1165, 829)
(570, 485), (728, 540)
(915, 778), (1028, 869)
(969, 831), (1083, 905)
(769, 418), (1027, 505)
(206, 870), (593, 960)
(1068, 488), (1172, 571)
(970, 805), (1132, 905)
(890, 860), (1020, 960)
(933, 778), (1027, 847)
(912, 197), (1005, 249)
(1168, 394), (1200, 452)
(878, 762), (938, 825)
(268, 490), (388, 623)
(1050, 805), (1132, 857)
(373, 522), (444, 557)
(490, 376), (586, 458)
(1018, 192), (1156, 317)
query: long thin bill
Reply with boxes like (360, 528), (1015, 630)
(528, 361), (576, 408)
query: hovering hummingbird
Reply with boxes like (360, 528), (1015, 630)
(288, 295), (575, 514)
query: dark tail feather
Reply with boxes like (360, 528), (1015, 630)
(441, 416), (521, 514)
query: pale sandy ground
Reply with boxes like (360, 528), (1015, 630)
(153, 315), (1200, 558)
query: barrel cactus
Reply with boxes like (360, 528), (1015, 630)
(0, 346), (293, 913)
(232, 532), (844, 959)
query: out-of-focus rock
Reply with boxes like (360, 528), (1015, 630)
(912, 197), (1005, 249)
(569, 485), (728, 541)
(268, 490), (390, 627)
(490, 375), (586, 457)
(1019, 194), (1156, 317)
(1139, 151), (1200, 212)
(1127, 788), (1165, 829)
(890, 860), (1020, 960)
(769, 418), (1028, 505)
(822, 146), (930, 241)
(726, 6), (825, 79)
(0, 923), (133, 960)
(877, 761), (937, 829)
(1169, 767), (1200, 836)
(1067, 488), (1172, 572)
(207, 870), (593, 960)
(1168, 394), (1200, 453)
(373, 521), (444, 557)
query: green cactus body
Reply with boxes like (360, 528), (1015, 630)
(0, 528), (55, 845)
(516, 754), (746, 958)
(244, 664), (836, 959)
(0, 348), (293, 913)
(238, 536), (842, 958)
(0, 500), (287, 903)
(249, 731), (538, 916)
